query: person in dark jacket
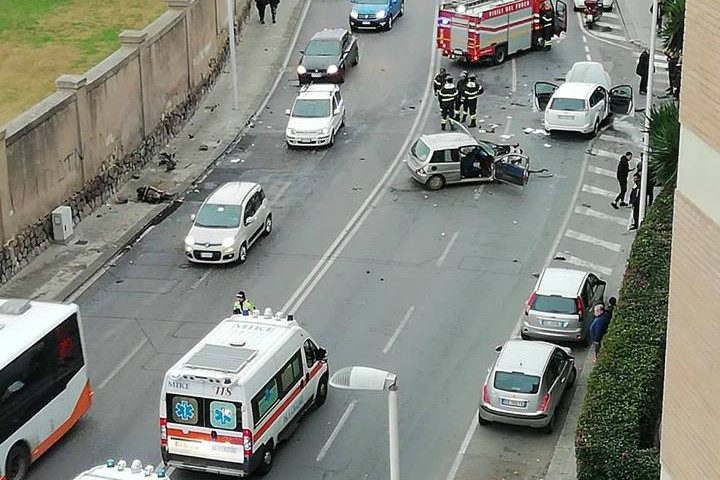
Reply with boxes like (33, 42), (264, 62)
(433, 68), (447, 97)
(636, 162), (656, 207)
(637, 49), (650, 95)
(455, 71), (468, 121)
(629, 173), (641, 230)
(462, 74), (483, 127)
(606, 297), (617, 319)
(268, 0), (280, 23)
(255, 0), (269, 24)
(589, 303), (611, 362)
(611, 151), (633, 209)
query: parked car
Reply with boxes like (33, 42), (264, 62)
(479, 340), (577, 433)
(297, 29), (359, 84)
(405, 132), (529, 190)
(184, 182), (272, 264)
(349, 0), (405, 31)
(573, 0), (614, 10)
(533, 61), (633, 137)
(522, 267), (606, 344)
(285, 84), (346, 147)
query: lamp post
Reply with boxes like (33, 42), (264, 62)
(640, 0), (660, 224)
(226, 0), (240, 110)
(329, 366), (400, 480)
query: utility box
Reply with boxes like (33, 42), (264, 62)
(51, 206), (73, 243)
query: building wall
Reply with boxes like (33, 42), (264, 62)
(661, 0), (720, 476)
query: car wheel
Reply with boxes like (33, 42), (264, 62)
(399, 1), (405, 16)
(264, 214), (272, 236)
(386, 14), (393, 31)
(534, 34), (546, 51)
(352, 52), (359, 67)
(568, 366), (578, 387)
(543, 415), (555, 434)
(426, 175), (445, 191)
(478, 412), (490, 426)
(340, 113), (346, 128)
(589, 119), (600, 138)
(238, 243), (248, 264)
(339, 68), (346, 84)
(493, 45), (507, 65)
(6, 443), (31, 480)
(256, 444), (274, 476)
(312, 374), (329, 409)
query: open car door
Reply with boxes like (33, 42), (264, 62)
(494, 153), (530, 187)
(533, 82), (558, 112)
(554, 0), (568, 36)
(609, 85), (634, 116)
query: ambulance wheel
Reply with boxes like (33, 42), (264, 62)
(493, 45), (507, 65)
(6, 443), (30, 480)
(256, 444), (274, 476)
(313, 374), (329, 409)
(427, 175), (445, 191)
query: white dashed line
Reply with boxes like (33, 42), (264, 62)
(582, 35), (587, 43)
(590, 148), (618, 159)
(588, 165), (615, 177)
(603, 12), (620, 18)
(445, 411), (479, 480)
(316, 400), (357, 462)
(565, 229), (622, 252)
(511, 58), (517, 93)
(594, 21), (621, 30)
(600, 134), (627, 144)
(584, 45), (590, 53)
(383, 306), (416, 354)
(586, 53), (592, 61)
(562, 255), (613, 276)
(97, 338), (148, 390)
(592, 31), (627, 42)
(582, 184), (617, 198)
(575, 206), (628, 226)
(436, 232), (460, 268)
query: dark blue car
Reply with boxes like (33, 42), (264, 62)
(349, 0), (405, 31)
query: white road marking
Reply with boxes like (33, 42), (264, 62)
(634, 52), (669, 61)
(436, 232), (460, 268)
(66, 249), (126, 302)
(584, 45), (590, 53)
(97, 338), (148, 390)
(595, 21), (621, 29)
(190, 270), (212, 291)
(582, 184), (617, 198)
(575, 206), (628, 226)
(504, 116), (513, 135)
(603, 11), (620, 18)
(600, 134), (627, 144)
(562, 255), (613, 276)
(576, 12), (634, 51)
(444, 412), (478, 480)
(270, 181), (292, 207)
(590, 148), (618, 159)
(654, 61), (668, 70)
(592, 30), (627, 42)
(316, 400), (357, 462)
(586, 53), (592, 61)
(582, 35), (587, 43)
(382, 306), (416, 354)
(565, 229), (622, 252)
(511, 59), (517, 93)
(588, 165), (615, 177)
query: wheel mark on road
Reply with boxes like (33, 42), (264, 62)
(565, 229), (622, 252)
(575, 206), (627, 226)
(561, 255), (613, 276)
(97, 338), (148, 390)
(445, 411), (478, 480)
(582, 184), (616, 198)
(587, 165), (615, 177)
(511, 59), (517, 93)
(436, 232), (460, 268)
(316, 400), (357, 462)
(382, 306), (415, 354)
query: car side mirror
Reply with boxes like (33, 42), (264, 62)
(245, 215), (255, 225)
(317, 347), (327, 361)
(190, 214), (196, 221)
(495, 345), (503, 352)
(285, 109), (291, 116)
(334, 108), (341, 115)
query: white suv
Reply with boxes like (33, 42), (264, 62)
(184, 182), (272, 264)
(285, 84), (345, 147)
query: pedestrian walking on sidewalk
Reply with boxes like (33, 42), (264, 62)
(637, 50), (650, 95)
(269, 0), (280, 23)
(589, 303), (611, 363)
(255, 0), (269, 24)
(611, 151), (633, 209)
(629, 173), (641, 230)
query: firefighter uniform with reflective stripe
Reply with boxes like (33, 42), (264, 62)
(433, 69), (447, 96)
(462, 76), (483, 127)
(439, 78), (458, 131)
(455, 71), (468, 120)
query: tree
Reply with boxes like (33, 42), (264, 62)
(648, 101), (680, 188)
(660, 0), (686, 55)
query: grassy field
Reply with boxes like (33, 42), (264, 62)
(0, 0), (166, 126)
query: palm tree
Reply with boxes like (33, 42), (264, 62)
(660, 0), (686, 55)
(647, 101), (680, 188)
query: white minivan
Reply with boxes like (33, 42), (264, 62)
(533, 61), (633, 136)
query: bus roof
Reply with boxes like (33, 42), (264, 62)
(0, 298), (78, 370)
(166, 311), (304, 384)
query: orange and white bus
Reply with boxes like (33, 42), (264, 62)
(0, 299), (92, 480)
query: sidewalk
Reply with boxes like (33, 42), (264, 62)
(616, 0), (661, 51)
(0, 0), (307, 302)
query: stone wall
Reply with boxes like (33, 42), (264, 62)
(0, 0), (251, 285)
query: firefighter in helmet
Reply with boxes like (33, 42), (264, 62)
(462, 74), (483, 127)
(438, 75), (458, 131)
(455, 70), (469, 121)
(433, 68), (447, 97)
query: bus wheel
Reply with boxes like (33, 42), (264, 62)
(6, 443), (30, 480)
(256, 444), (274, 476)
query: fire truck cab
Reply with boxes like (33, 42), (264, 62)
(437, 0), (568, 64)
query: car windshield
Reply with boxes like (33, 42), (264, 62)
(494, 371), (541, 394)
(411, 139), (431, 161)
(532, 295), (577, 314)
(549, 97), (586, 111)
(305, 40), (341, 56)
(293, 99), (331, 118)
(195, 204), (242, 228)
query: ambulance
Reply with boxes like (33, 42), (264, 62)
(436, 0), (568, 64)
(71, 459), (169, 479)
(159, 309), (329, 477)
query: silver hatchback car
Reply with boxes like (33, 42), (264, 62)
(479, 340), (576, 433)
(522, 268), (606, 344)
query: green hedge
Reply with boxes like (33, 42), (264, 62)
(575, 188), (674, 480)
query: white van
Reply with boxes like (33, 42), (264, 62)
(159, 309), (328, 477)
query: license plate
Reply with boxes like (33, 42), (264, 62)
(559, 115), (575, 119)
(311, 73), (322, 78)
(501, 398), (527, 407)
(542, 320), (563, 328)
(200, 252), (214, 259)
(362, 21), (370, 25)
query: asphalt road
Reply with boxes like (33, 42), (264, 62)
(27, 3), (641, 480)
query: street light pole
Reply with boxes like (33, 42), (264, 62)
(388, 384), (400, 480)
(226, 0), (240, 110)
(639, 0), (660, 224)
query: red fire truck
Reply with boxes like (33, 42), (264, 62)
(437, 0), (568, 65)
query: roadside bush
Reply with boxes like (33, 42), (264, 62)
(575, 188), (674, 480)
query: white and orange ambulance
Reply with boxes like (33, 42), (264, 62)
(159, 309), (329, 477)
(436, 0), (568, 64)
